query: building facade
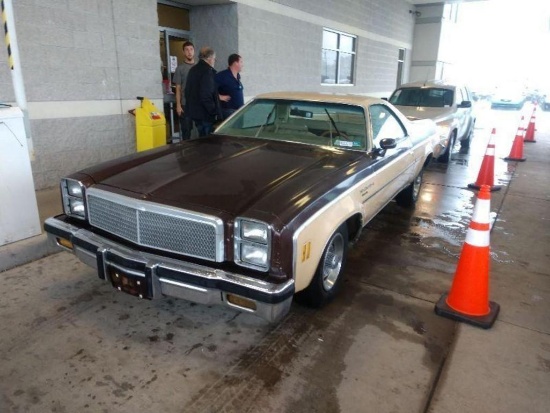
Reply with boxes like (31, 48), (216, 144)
(1, 0), (417, 190)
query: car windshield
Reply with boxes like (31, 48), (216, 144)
(389, 87), (454, 108)
(214, 99), (368, 151)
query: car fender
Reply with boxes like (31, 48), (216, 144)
(291, 144), (425, 292)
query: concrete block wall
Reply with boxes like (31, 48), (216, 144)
(1, 0), (418, 190)
(30, 115), (135, 190)
(10, 0), (162, 102)
(0, 0), (162, 190)
(189, 4), (239, 73)
(235, 0), (415, 99)
(271, 0), (414, 44)
(237, 4), (320, 97)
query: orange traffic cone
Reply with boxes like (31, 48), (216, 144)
(504, 126), (526, 162)
(524, 108), (537, 143)
(435, 185), (500, 329)
(468, 128), (501, 191)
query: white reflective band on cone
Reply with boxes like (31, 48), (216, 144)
(465, 227), (490, 247)
(485, 148), (495, 156)
(472, 199), (491, 224)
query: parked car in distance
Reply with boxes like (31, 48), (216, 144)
(542, 90), (550, 111)
(44, 92), (438, 322)
(490, 87), (525, 110)
(388, 80), (476, 163)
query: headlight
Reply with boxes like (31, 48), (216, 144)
(66, 180), (83, 197)
(240, 243), (268, 267)
(69, 199), (85, 216)
(61, 178), (87, 220)
(437, 124), (450, 139)
(234, 218), (270, 271)
(241, 220), (268, 243)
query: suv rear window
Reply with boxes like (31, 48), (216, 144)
(390, 87), (454, 108)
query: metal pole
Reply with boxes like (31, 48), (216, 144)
(2, 0), (34, 156)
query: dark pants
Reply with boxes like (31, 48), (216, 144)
(179, 114), (193, 140)
(222, 108), (236, 120)
(194, 120), (214, 137)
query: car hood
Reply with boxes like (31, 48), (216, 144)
(395, 105), (455, 124)
(84, 136), (362, 222)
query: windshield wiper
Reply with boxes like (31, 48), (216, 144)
(255, 104), (277, 138)
(324, 108), (349, 140)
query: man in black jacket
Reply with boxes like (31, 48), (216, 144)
(184, 46), (223, 137)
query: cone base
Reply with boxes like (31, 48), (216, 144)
(504, 157), (526, 162)
(467, 183), (502, 192)
(435, 293), (500, 329)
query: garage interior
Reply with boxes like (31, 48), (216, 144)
(1, 0), (549, 412)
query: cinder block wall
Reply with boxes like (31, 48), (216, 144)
(190, 4), (239, 73)
(0, 0), (162, 189)
(1, 0), (416, 190)
(236, 0), (415, 99)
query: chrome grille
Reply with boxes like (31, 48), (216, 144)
(87, 196), (138, 242)
(139, 211), (217, 260)
(86, 188), (223, 262)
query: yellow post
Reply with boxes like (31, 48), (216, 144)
(135, 97), (166, 152)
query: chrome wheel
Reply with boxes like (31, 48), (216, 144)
(322, 232), (345, 291)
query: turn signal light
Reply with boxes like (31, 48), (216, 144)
(226, 294), (257, 311)
(57, 237), (73, 250)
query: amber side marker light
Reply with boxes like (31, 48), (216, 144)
(57, 238), (73, 250)
(226, 294), (257, 311)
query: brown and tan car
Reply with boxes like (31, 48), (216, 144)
(44, 92), (438, 322)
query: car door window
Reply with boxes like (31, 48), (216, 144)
(368, 105), (406, 147)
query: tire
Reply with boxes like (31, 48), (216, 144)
(460, 127), (472, 149)
(296, 224), (348, 308)
(438, 133), (455, 164)
(395, 169), (423, 208)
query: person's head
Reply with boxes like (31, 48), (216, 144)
(228, 54), (243, 72)
(199, 47), (216, 67)
(182, 41), (195, 62)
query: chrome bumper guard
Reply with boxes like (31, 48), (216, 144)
(44, 217), (294, 322)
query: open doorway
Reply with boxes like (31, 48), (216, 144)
(158, 2), (192, 141)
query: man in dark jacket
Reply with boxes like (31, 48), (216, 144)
(185, 46), (223, 137)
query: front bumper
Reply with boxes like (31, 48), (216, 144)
(44, 216), (294, 322)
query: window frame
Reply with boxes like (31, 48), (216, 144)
(321, 28), (357, 86)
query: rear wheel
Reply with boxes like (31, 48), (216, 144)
(395, 169), (423, 208)
(296, 224), (348, 308)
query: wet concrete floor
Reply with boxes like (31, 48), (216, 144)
(0, 102), (547, 413)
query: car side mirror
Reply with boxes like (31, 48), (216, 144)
(380, 138), (397, 149)
(381, 97), (388, 101)
(374, 138), (397, 157)
(458, 100), (472, 108)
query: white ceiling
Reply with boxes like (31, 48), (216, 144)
(171, 0), (478, 7)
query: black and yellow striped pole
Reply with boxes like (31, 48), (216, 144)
(1, 0), (34, 156)
(1, 0), (14, 70)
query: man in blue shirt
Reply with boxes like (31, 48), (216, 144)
(215, 54), (244, 119)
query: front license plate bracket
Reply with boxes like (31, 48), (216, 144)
(108, 266), (149, 299)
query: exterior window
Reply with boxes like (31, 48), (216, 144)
(321, 29), (356, 85)
(396, 49), (405, 88)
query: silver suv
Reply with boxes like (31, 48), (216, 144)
(389, 80), (476, 163)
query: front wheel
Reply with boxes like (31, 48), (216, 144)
(438, 133), (455, 164)
(460, 127), (473, 149)
(395, 169), (423, 208)
(296, 224), (348, 308)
